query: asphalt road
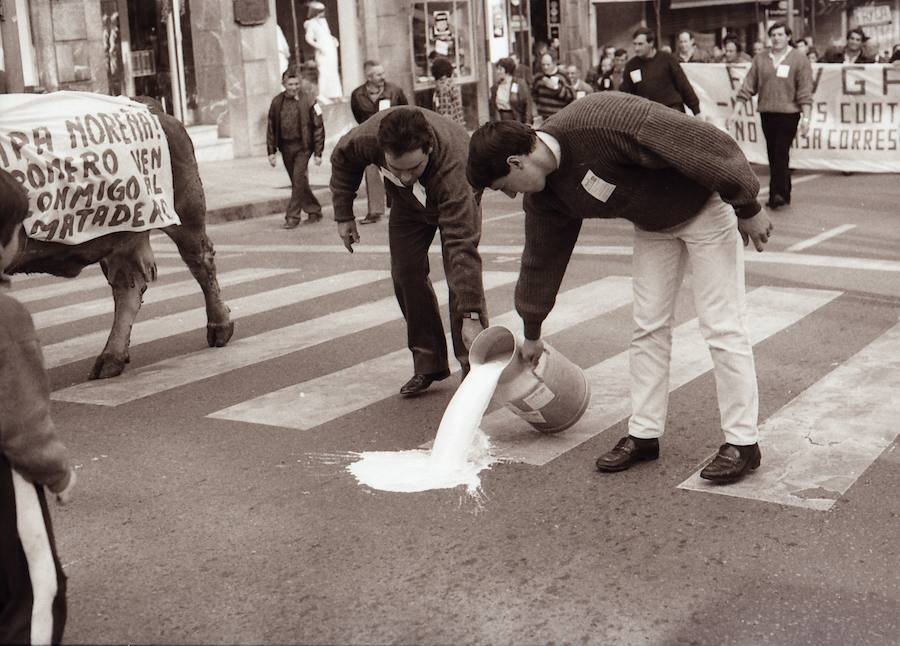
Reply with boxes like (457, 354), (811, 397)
(16, 169), (900, 645)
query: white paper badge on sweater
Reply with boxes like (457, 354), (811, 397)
(412, 182), (427, 206)
(630, 69), (642, 83)
(313, 102), (323, 116)
(378, 99), (391, 111)
(776, 64), (790, 78)
(576, 90), (586, 99)
(511, 82), (519, 94)
(581, 170), (616, 203)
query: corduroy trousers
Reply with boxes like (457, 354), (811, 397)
(628, 194), (760, 446)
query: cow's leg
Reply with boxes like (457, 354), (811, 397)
(163, 217), (233, 348)
(90, 234), (157, 379)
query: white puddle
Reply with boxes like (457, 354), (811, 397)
(347, 359), (507, 494)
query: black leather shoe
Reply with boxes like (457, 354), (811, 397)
(282, 217), (301, 229)
(699, 443), (761, 483)
(302, 214), (323, 225)
(400, 370), (451, 397)
(358, 213), (382, 225)
(596, 436), (660, 473)
(766, 194), (787, 209)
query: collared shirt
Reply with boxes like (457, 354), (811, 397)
(844, 50), (861, 64)
(280, 94), (302, 140)
(536, 130), (562, 169)
(769, 46), (793, 69)
(495, 78), (512, 111)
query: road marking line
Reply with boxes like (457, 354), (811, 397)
(481, 286), (842, 466)
(484, 210), (524, 223)
(31, 268), (294, 330)
(147, 242), (900, 273)
(678, 320), (900, 511)
(10, 267), (191, 304)
(785, 224), (856, 253)
(44, 270), (392, 372)
(208, 276), (634, 430)
(757, 173), (821, 197)
(51, 272), (518, 406)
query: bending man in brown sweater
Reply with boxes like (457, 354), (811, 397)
(330, 107), (487, 396)
(467, 92), (772, 483)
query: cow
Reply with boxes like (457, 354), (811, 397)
(0, 98), (234, 379)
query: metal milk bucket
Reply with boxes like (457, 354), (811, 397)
(468, 325), (590, 434)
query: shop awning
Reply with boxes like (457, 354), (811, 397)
(669, 0), (758, 8)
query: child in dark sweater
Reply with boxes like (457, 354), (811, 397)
(1, 171), (75, 645)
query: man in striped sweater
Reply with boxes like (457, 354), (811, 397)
(531, 53), (575, 123)
(1, 174), (75, 645)
(467, 92), (773, 483)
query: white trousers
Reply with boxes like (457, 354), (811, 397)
(628, 194), (759, 446)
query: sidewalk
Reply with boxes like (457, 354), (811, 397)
(199, 152), (334, 223)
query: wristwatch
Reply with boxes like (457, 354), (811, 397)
(461, 312), (481, 321)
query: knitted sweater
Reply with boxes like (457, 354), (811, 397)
(0, 293), (71, 491)
(329, 107), (485, 313)
(350, 82), (408, 124)
(620, 51), (700, 114)
(737, 48), (813, 113)
(516, 92), (761, 339)
(531, 70), (575, 118)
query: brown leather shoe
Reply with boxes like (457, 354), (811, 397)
(596, 436), (660, 473)
(358, 213), (382, 225)
(699, 443), (761, 483)
(302, 214), (323, 225)
(282, 217), (301, 229)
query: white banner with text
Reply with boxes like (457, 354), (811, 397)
(0, 92), (180, 244)
(683, 63), (900, 173)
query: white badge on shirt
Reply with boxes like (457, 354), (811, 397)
(380, 167), (404, 187)
(776, 64), (790, 78)
(581, 170), (616, 203)
(511, 82), (519, 94)
(412, 182), (427, 207)
(313, 102), (323, 116)
(378, 98), (391, 111)
(630, 69), (642, 83)
(576, 90), (586, 99)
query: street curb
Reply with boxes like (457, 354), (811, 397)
(205, 186), (332, 224)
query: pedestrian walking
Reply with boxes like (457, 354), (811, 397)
(564, 65), (594, 98)
(531, 53), (575, 124)
(676, 30), (710, 63)
(489, 57), (532, 124)
(350, 60), (409, 226)
(330, 107), (488, 396)
(621, 27), (702, 116)
(267, 67), (326, 229)
(467, 92), (772, 483)
(431, 56), (465, 126)
(1, 177), (76, 645)
(729, 22), (813, 209)
(823, 28), (876, 64)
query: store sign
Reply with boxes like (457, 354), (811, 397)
(0, 92), (180, 244)
(683, 63), (900, 172)
(233, 0), (268, 26)
(853, 4), (893, 52)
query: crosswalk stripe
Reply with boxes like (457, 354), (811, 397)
(785, 224), (857, 253)
(678, 319), (900, 510)
(480, 286), (843, 466)
(31, 268), (294, 330)
(208, 276), (634, 430)
(10, 267), (191, 304)
(149, 242), (900, 273)
(44, 269), (392, 372)
(51, 271), (518, 406)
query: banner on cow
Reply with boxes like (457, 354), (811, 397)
(683, 63), (900, 173)
(0, 92), (180, 244)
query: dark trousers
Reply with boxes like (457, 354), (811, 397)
(364, 164), (386, 217)
(281, 141), (322, 222)
(389, 206), (468, 376)
(760, 112), (801, 203)
(1, 458), (67, 645)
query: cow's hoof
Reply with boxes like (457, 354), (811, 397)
(89, 353), (128, 379)
(207, 321), (234, 348)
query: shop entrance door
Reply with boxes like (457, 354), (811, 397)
(125, 0), (197, 123)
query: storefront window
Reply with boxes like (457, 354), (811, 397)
(411, 1), (477, 89)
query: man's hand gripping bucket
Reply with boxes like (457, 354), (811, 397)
(468, 325), (590, 433)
